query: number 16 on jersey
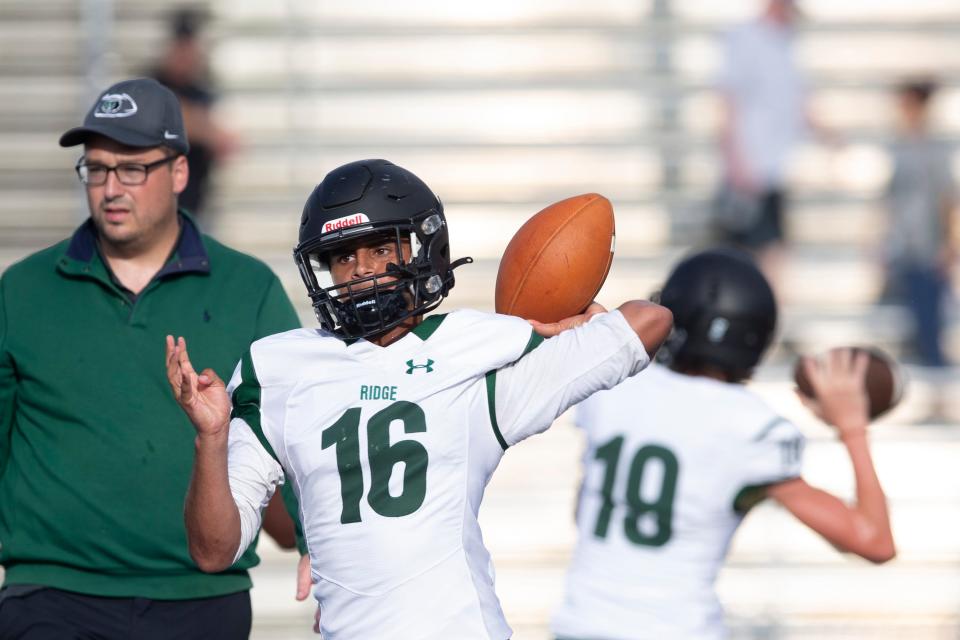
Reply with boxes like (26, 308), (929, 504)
(321, 401), (430, 524)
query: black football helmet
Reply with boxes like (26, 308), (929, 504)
(293, 159), (471, 339)
(656, 247), (777, 379)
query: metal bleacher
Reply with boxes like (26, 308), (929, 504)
(2, 0), (960, 638)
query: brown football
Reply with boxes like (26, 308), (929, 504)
(793, 346), (905, 420)
(495, 193), (615, 323)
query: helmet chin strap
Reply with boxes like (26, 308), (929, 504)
(335, 286), (409, 336)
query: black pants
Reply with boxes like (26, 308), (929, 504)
(0, 586), (251, 640)
(722, 189), (785, 249)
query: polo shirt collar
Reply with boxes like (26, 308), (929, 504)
(59, 209), (211, 277)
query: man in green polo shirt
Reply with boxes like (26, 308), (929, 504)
(0, 78), (302, 639)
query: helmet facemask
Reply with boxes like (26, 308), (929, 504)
(295, 210), (468, 340)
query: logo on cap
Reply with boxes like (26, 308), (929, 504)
(323, 213), (370, 234)
(94, 93), (138, 119)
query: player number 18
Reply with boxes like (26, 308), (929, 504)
(592, 435), (679, 547)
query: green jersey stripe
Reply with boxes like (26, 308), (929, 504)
(231, 350), (281, 464)
(483, 330), (541, 452)
(751, 416), (789, 442)
(522, 330), (544, 355)
(485, 370), (509, 451)
(732, 475), (801, 513)
(410, 314), (447, 341)
(231, 349), (308, 554)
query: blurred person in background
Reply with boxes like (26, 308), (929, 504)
(150, 7), (238, 220)
(882, 78), (957, 370)
(714, 0), (831, 289)
(551, 248), (894, 640)
(0, 78), (299, 640)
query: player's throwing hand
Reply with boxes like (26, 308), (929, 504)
(797, 347), (870, 435)
(165, 335), (232, 437)
(528, 302), (608, 338)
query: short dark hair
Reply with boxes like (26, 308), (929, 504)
(898, 78), (938, 104)
(171, 7), (208, 41)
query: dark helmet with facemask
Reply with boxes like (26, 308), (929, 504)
(293, 159), (471, 339)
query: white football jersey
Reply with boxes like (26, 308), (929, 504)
(224, 309), (649, 639)
(551, 364), (804, 640)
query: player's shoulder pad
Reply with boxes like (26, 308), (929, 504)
(246, 327), (340, 383)
(436, 309), (540, 368)
(441, 309), (534, 343)
(718, 386), (801, 444)
(249, 327), (320, 349)
(447, 308), (530, 329)
(749, 414), (802, 445)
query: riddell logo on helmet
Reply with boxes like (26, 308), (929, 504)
(323, 213), (370, 233)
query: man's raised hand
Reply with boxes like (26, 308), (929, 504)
(165, 335), (232, 437)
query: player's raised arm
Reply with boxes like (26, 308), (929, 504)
(613, 300), (673, 356)
(493, 299), (670, 448)
(530, 300), (673, 357)
(165, 335), (242, 572)
(766, 349), (895, 564)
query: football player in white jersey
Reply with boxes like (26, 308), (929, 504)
(551, 248), (895, 640)
(164, 159), (673, 639)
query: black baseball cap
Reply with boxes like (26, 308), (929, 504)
(59, 78), (190, 155)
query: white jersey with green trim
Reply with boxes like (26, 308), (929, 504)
(224, 308), (649, 640)
(551, 364), (804, 640)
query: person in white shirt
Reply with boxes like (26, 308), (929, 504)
(718, 0), (806, 208)
(165, 159), (673, 639)
(715, 0), (829, 287)
(551, 247), (895, 640)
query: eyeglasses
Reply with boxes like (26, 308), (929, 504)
(74, 155), (180, 186)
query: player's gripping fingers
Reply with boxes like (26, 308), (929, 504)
(529, 303), (605, 337)
(836, 348), (858, 387)
(851, 348), (870, 382)
(825, 348), (868, 393)
(583, 301), (608, 318)
(834, 349), (870, 429)
(800, 355), (824, 398)
(811, 349), (869, 431)
(829, 346), (854, 379)
(529, 317), (572, 338)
